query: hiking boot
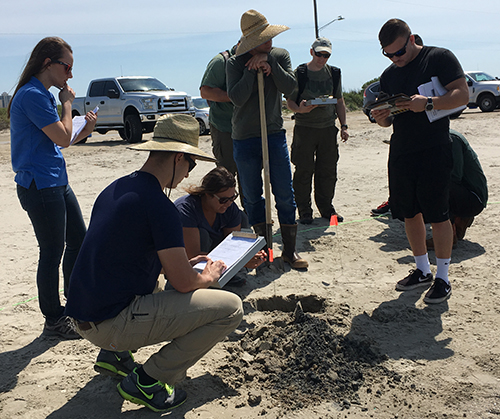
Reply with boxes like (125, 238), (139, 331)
(321, 208), (344, 223)
(371, 200), (391, 216)
(396, 269), (433, 291)
(94, 349), (138, 377)
(454, 216), (474, 240)
(117, 368), (187, 412)
(43, 316), (82, 340)
(423, 278), (452, 304)
(299, 213), (313, 225)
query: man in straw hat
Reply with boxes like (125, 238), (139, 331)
(227, 9), (308, 269)
(65, 114), (243, 412)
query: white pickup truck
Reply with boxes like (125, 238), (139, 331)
(465, 71), (500, 112)
(72, 76), (194, 143)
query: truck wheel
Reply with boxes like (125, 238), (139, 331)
(478, 93), (496, 112)
(124, 114), (143, 143)
(196, 118), (206, 135)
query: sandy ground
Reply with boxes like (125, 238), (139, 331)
(0, 108), (499, 419)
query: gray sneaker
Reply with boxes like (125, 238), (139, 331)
(43, 316), (82, 340)
(396, 269), (433, 291)
(94, 349), (138, 377)
(117, 368), (187, 412)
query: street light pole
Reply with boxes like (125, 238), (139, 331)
(313, 0), (319, 39)
(318, 15), (345, 33)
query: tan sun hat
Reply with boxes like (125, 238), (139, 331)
(236, 9), (289, 56)
(128, 114), (216, 162)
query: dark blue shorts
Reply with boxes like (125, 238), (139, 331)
(388, 143), (453, 223)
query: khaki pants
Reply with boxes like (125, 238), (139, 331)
(76, 288), (243, 385)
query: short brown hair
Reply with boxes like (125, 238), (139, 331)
(378, 19), (411, 49)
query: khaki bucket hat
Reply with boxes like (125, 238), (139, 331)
(128, 114), (216, 162)
(236, 9), (289, 56)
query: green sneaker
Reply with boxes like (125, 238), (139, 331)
(94, 349), (137, 377)
(117, 368), (187, 412)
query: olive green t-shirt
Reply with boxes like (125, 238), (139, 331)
(200, 47), (236, 133)
(288, 65), (342, 129)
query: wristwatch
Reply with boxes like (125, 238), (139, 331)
(341, 124), (348, 130)
(425, 97), (434, 111)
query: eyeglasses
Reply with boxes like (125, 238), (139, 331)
(314, 51), (331, 59)
(382, 35), (410, 59)
(51, 60), (73, 74)
(184, 155), (197, 172)
(213, 192), (239, 205)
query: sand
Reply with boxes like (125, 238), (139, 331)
(0, 108), (499, 419)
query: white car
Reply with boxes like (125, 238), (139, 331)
(192, 96), (210, 135)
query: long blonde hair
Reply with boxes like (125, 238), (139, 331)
(7, 37), (72, 118)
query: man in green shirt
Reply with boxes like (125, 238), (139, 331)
(427, 129), (488, 247)
(286, 37), (349, 225)
(200, 44), (238, 178)
(226, 9), (307, 269)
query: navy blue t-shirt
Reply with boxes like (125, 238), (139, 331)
(174, 194), (241, 248)
(65, 171), (184, 321)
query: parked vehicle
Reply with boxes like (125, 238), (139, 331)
(362, 81), (381, 123)
(465, 71), (500, 112)
(192, 96), (210, 135)
(72, 77), (194, 143)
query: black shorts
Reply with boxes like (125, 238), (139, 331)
(388, 143), (453, 223)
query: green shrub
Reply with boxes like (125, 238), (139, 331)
(0, 108), (9, 131)
(343, 89), (364, 111)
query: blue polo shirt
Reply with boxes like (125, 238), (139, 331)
(10, 76), (67, 189)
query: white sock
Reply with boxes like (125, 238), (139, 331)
(436, 258), (451, 284)
(414, 254), (431, 276)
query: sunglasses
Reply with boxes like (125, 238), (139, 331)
(213, 192), (239, 205)
(51, 60), (73, 74)
(184, 155), (197, 172)
(382, 35), (410, 59)
(314, 51), (331, 59)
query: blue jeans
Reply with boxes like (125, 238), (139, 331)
(17, 181), (86, 323)
(233, 131), (296, 226)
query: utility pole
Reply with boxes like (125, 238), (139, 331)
(313, 0), (319, 38)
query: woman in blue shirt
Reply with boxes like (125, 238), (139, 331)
(8, 37), (97, 339)
(175, 167), (265, 274)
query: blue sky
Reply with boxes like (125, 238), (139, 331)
(1, 0), (499, 100)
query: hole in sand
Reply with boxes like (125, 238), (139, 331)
(249, 294), (326, 313)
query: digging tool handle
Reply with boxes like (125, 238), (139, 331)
(257, 69), (273, 251)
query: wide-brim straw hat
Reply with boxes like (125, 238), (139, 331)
(236, 9), (289, 56)
(128, 114), (216, 162)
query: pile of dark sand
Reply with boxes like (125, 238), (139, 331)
(217, 297), (403, 411)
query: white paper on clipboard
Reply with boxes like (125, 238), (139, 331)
(193, 232), (266, 288)
(418, 77), (466, 123)
(70, 106), (99, 145)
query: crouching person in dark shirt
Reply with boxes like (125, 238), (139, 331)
(65, 114), (243, 412)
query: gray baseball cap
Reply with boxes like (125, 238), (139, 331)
(312, 37), (332, 54)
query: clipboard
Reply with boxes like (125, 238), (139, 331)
(305, 96), (337, 106)
(193, 232), (266, 288)
(364, 93), (411, 116)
